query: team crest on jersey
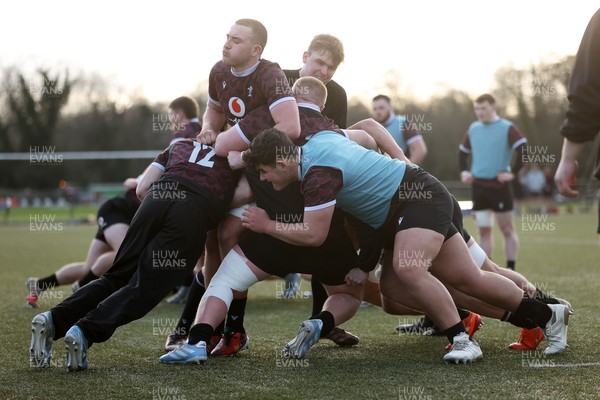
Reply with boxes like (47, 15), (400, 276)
(228, 97), (246, 118)
(222, 81), (227, 89)
(247, 86), (253, 97)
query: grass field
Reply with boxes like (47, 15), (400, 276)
(1, 211), (599, 399)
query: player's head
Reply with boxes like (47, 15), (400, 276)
(473, 94), (497, 123)
(223, 19), (268, 69)
(371, 94), (393, 124)
(300, 34), (344, 84)
(169, 96), (199, 123)
(293, 76), (328, 110)
(243, 128), (299, 190)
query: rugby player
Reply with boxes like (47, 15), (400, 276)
(372, 94), (428, 163)
(237, 122), (570, 363)
(28, 113), (235, 371)
(458, 94), (527, 270)
(26, 96), (201, 308)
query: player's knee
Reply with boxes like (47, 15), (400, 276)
(204, 284), (234, 308)
(204, 251), (258, 308)
(216, 250), (258, 291)
(474, 210), (493, 228)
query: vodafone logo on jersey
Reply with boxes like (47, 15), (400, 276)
(228, 97), (246, 118)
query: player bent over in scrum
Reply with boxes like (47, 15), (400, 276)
(29, 139), (240, 371)
(27, 96), (202, 308)
(159, 205), (365, 364)
(237, 128), (570, 364)
(366, 195), (572, 351)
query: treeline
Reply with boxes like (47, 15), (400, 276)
(2, 55), (596, 190)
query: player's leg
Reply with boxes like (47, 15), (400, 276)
(496, 210), (518, 270)
(283, 282), (363, 359)
(471, 238), (568, 350)
(78, 223), (129, 288)
(30, 194), (165, 368)
(211, 213), (250, 355)
(160, 245), (267, 364)
(165, 267), (219, 352)
(52, 262), (88, 284)
(27, 262), (86, 308)
(26, 237), (110, 308)
(475, 211), (493, 258)
(380, 229), (459, 329)
(64, 191), (212, 371)
(431, 232), (570, 354)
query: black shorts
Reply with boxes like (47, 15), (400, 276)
(238, 209), (357, 286)
(95, 197), (137, 243)
(245, 168), (304, 221)
(471, 181), (514, 212)
(383, 167), (458, 249)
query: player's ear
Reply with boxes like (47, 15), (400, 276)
(302, 51), (309, 64)
(276, 159), (287, 171)
(251, 44), (263, 58)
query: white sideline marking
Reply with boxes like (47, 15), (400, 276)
(530, 362), (600, 368)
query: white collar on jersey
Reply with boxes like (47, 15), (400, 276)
(189, 118), (200, 123)
(297, 102), (321, 113)
(231, 60), (261, 77)
(384, 114), (396, 126)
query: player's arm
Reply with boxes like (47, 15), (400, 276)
(123, 178), (138, 190)
(242, 205), (333, 247)
(265, 66), (300, 139)
(403, 120), (427, 164)
(214, 124), (252, 157)
(555, 139), (584, 198)
(499, 125), (528, 183)
(408, 138), (427, 164)
(137, 147), (169, 199)
(458, 131), (473, 184)
(241, 166), (341, 246)
(198, 102), (227, 146)
(270, 100), (301, 140)
(136, 164), (164, 200)
(344, 129), (377, 150)
(348, 118), (410, 163)
(214, 100), (301, 158)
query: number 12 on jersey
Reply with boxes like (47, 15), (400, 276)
(188, 142), (216, 168)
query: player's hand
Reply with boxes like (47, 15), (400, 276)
(227, 151), (245, 170)
(496, 172), (514, 183)
(197, 130), (218, 145)
(123, 178), (138, 190)
(241, 206), (270, 233)
(554, 158), (579, 198)
(345, 268), (368, 287)
(460, 171), (474, 184)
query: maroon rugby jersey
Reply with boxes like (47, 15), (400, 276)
(151, 139), (240, 205)
(170, 118), (202, 144)
(208, 59), (294, 127)
(237, 103), (345, 145)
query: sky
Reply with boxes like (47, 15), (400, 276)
(2, 0), (598, 105)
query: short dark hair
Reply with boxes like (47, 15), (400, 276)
(242, 128), (298, 170)
(372, 94), (391, 103)
(308, 34), (344, 68)
(475, 94), (496, 105)
(169, 96), (199, 119)
(236, 19), (268, 50)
